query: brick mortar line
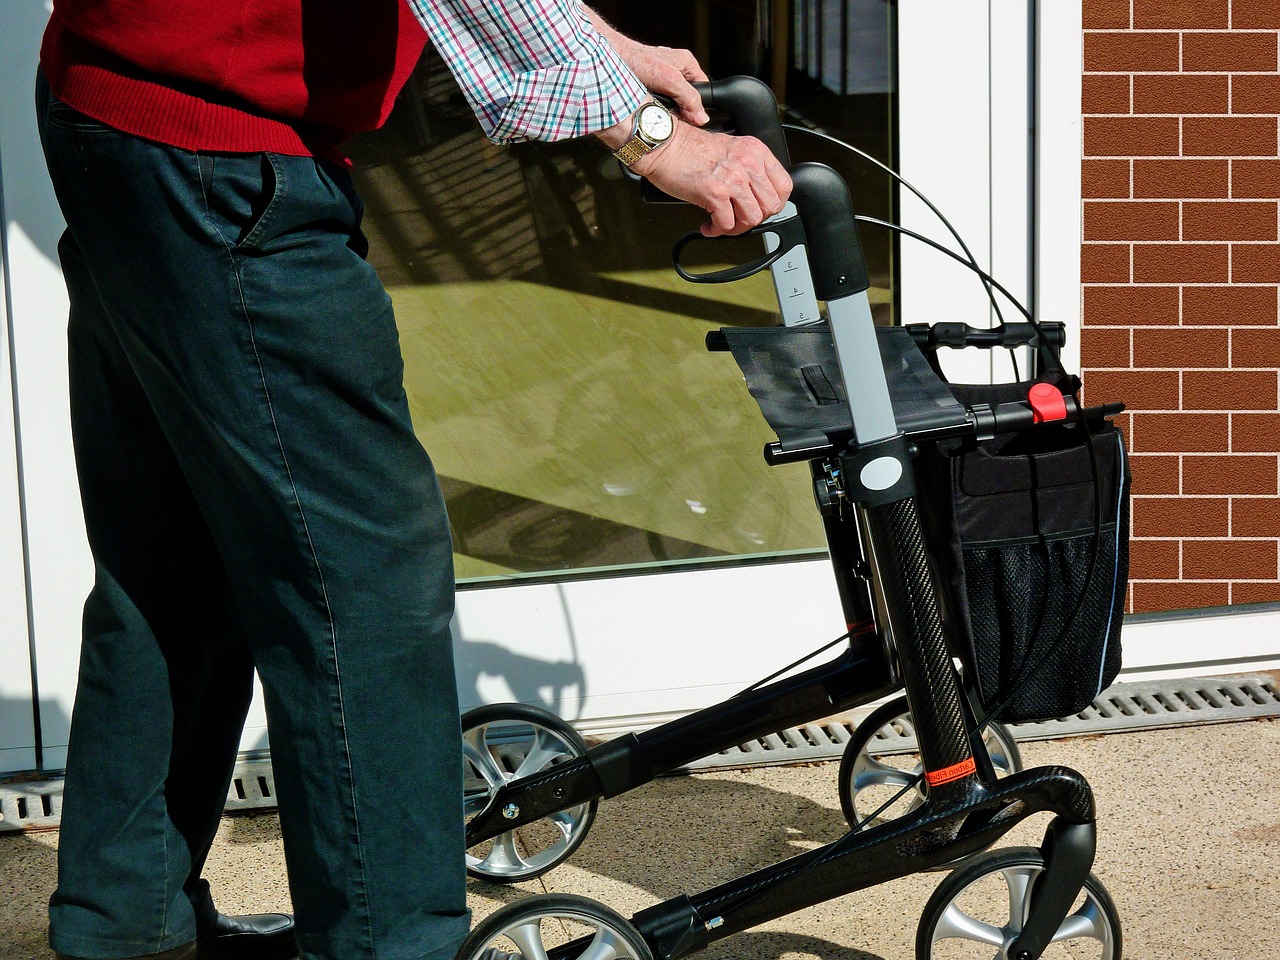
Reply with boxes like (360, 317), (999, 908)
(1084, 114), (1280, 118)
(1146, 497), (1280, 502)
(1142, 498), (1280, 505)
(1084, 29), (1280, 35)
(1131, 581), (1280, 586)
(1080, 274), (1280, 278)
(1084, 198), (1280, 202)
(1132, 543), (1280, 547)
(1084, 71), (1280, 76)
(1136, 541), (1280, 545)
(1085, 159), (1280, 163)
(1085, 28), (1280, 33)
(1087, 241), (1280, 244)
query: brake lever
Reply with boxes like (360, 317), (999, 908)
(671, 210), (807, 284)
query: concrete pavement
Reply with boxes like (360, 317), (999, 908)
(2, 718), (1277, 960)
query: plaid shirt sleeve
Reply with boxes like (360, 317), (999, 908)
(406, 0), (648, 144)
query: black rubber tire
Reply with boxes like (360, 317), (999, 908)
(455, 893), (653, 960)
(915, 846), (1123, 960)
(461, 702), (598, 882)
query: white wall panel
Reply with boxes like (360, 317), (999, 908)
(2, 0), (92, 772)
(1, 151), (38, 775)
(1035, 0), (1084, 373)
(453, 558), (850, 736)
(897, 0), (995, 386)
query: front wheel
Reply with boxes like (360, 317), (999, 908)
(916, 846), (1122, 959)
(454, 894), (653, 960)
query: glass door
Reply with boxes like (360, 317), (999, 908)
(348, 0), (898, 583)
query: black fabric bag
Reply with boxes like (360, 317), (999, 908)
(915, 390), (1131, 724)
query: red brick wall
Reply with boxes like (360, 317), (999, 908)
(1082, 0), (1280, 614)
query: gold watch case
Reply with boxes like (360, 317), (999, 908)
(614, 101), (675, 167)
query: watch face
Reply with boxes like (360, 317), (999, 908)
(638, 104), (674, 143)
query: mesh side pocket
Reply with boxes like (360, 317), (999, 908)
(965, 499), (1128, 722)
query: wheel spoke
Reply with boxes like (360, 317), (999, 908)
(1050, 900), (1108, 945)
(601, 927), (648, 960)
(924, 852), (1119, 960)
(463, 728), (508, 790)
(549, 809), (578, 840)
(931, 902), (1006, 947)
(574, 930), (623, 960)
(462, 709), (597, 881)
(1002, 866), (1037, 934)
(853, 754), (919, 791)
(476, 831), (531, 875)
(463, 789), (492, 817)
(514, 732), (571, 780)
(506, 919), (552, 960)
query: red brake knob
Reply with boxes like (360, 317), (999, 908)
(1028, 382), (1068, 423)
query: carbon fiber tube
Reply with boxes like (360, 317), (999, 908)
(861, 497), (973, 776)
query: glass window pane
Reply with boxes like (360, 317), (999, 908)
(345, 0), (896, 582)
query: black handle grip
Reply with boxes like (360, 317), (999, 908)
(905, 321), (1068, 351)
(789, 162), (870, 301)
(691, 76), (790, 167)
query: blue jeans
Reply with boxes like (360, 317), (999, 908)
(36, 72), (469, 960)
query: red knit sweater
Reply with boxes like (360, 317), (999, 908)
(41, 1), (428, 157)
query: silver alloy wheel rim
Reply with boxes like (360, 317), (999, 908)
(466, 909), (648, 960)
(463, 720), (591, 879)
(929, 863), (1118, 959)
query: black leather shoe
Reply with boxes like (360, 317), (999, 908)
(196, 912), (297, 960)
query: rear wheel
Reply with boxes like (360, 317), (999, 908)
(838, 696), (1022, 829)
(462, 703), (598, 882)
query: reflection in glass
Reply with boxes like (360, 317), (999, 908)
(345, 1), (896, 581)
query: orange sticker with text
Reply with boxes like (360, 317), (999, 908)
(925, 757), (977, 787)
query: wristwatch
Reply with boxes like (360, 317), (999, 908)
(613, 100), (676, 168)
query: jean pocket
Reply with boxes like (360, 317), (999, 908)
(203, 153), (289, 251)
(235, 154), (288, 251)
(46, 98), (116, 135)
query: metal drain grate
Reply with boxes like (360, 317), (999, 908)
(0, 779), (62, 833)
(225, 761), (278, 813)
(1007, 675), (1280, 741)
(3, 675), (1277, 828)
(684, 674), (1280, 770)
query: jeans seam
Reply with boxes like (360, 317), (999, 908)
(233, 258), (376, 954)
(200, 152), (375, 955)
(157, 800), (171, 952)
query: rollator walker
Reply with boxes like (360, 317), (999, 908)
(454, 77), (1127, 960)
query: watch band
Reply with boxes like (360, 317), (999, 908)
(613, 136), (651, 167)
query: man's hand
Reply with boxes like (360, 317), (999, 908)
(584, 8), (710, 126)
(629, 120), (792, 238)
(583, 6), (790, 236)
